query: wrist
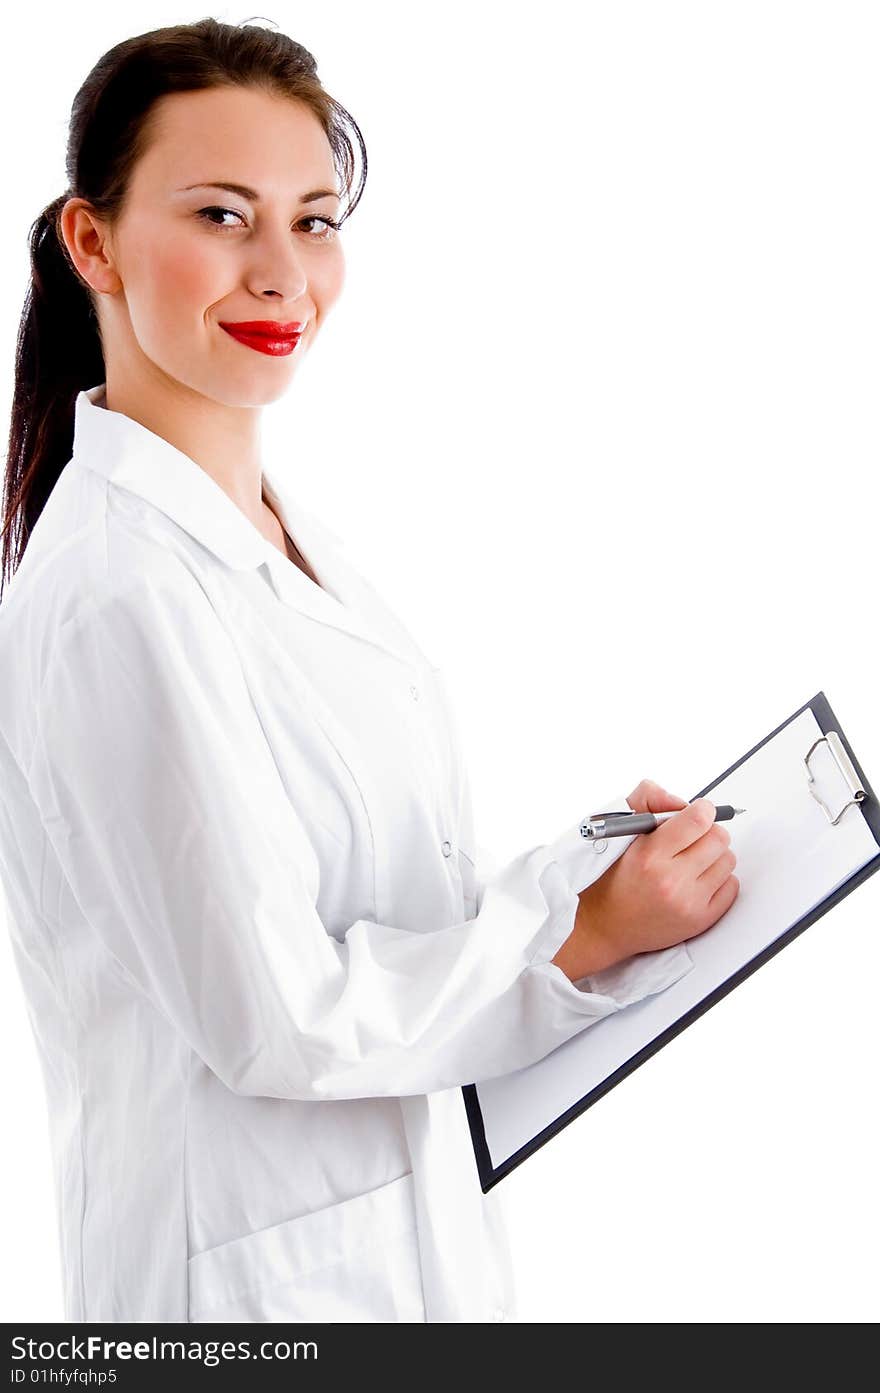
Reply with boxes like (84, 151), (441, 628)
(573, 878), (624, 976)
(552, 877), (622, 980)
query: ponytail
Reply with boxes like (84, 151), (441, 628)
(1, 191), (104, 600)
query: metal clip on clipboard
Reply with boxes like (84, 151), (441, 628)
(804, 729), (866, 826)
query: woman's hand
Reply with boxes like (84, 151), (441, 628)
(624, 778), (689, 818)
(553, 779), (740, 980)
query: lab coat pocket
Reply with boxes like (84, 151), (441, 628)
(187, 1171), (426, 1323)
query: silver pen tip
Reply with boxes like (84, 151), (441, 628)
(734, 807), (746, 814)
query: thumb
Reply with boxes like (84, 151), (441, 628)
(627, 780), (690, 814)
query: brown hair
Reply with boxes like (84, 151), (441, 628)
(0, 15), (366, 601)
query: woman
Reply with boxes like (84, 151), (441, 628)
(0, 18), (738, 1323)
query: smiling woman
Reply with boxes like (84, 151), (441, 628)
(0, 21), (364, 591)
(0, 13), (710, 1332)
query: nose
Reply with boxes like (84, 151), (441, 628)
(247, 228), (309, 305)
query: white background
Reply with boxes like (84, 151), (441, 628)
(1, 1), (877, 1322)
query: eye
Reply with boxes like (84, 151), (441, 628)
(196, 206), (247, 230)
(298, 214), (341, 242)
(196, 207), (341, 241)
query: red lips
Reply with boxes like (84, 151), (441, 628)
(219, 321), (305, 357)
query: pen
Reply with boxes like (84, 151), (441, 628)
(580, 804), (746, 840)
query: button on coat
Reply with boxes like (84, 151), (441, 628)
(0, 384), (694, 1322)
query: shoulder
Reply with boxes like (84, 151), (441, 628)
(2, 462), (219, 641)
(2, 511), (232, 766)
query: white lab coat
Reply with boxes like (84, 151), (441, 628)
(0, 383), (694, 1323)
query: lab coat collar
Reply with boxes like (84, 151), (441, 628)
(72, 384), (421, 670)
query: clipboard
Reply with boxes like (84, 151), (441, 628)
(463, 690), (880, 1193)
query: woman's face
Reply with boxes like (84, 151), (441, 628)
(67, 85), (346, 407)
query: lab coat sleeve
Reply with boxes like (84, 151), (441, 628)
(27, 573), (693, 1103)
(464, 782), (695, 1010)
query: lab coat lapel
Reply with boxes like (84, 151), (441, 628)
(72, 385), (419, 671)
(259, 463), (428, 671)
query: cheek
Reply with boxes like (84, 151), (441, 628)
(127, 229), (223, 322)
(312, 246), (346, 314)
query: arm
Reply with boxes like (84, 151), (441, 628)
(28, 572), (691, 1102)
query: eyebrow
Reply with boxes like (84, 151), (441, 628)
(178, 181), (340, 203)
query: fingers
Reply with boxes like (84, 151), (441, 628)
(651, 797), (717, 856)
(695, 843), (737, 899)
(676, 820), (732, 878)
(705, 871), (740, 925)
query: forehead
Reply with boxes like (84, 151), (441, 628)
(133, 86), (337, 195)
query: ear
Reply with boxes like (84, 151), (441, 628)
(58, 196), (122, 296)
